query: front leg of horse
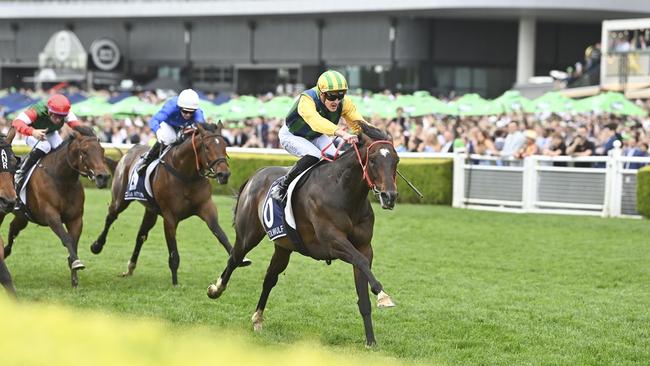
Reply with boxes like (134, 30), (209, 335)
(0, 259), (16, 298)
(47, 216), (84, 288)
(354, 244), (377, 347)
(65, 216), (84, 288)
(91, 200), (129, 255)
(162, 216), (181, 286)
(198, 202), (252, 267)
(250, 245), (291, 332)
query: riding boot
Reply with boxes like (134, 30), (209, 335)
(136, 141), (163, 174)
(270, 155), (319, 204)
(15, 148), (46, 195)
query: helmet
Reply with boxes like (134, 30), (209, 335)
(47, 94), (71, 116)
(177, 89), (200, 110)
(317, 70), (348, 93)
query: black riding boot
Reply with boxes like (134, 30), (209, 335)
(15, 148), (46, 195)
(270, 155), (319, 204)
(136, 141), (163, 173)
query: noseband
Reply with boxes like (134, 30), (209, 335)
(66, 138), (99, 181)
(352, 140), (395, 194)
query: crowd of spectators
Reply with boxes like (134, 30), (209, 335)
(1, 87), (650, 169)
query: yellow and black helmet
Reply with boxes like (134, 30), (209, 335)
(317, 70), (348, 93)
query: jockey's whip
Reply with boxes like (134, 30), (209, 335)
(396, 169), (424, 199)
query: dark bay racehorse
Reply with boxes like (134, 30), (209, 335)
(2, 126), (111, 288)
(207, 123), (399, 346)
(0, 135), (18, 296)
(90, 122), (250, 285)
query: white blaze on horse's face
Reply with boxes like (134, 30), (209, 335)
(379, 148), (390, 157)
(215, 138), (220, 144)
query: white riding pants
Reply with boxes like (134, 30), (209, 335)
(278, 124), (337, 158)
(155, 122), (180, 145)
(26, 130), (63, 153)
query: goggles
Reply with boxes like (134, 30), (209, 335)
(180, 108), (196, 115)
(323, 91), (345, 101)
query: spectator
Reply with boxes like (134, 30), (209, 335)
(543, 132), (567, 167)
(515, 130), (540, 159)
(500, 121), (525, 159)
(566, 125), (596, 168)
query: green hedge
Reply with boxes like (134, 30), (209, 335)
(637, 166), (650, 217)
(19, 146), (452, 205)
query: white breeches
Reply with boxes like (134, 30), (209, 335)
(155, 122), (180, 145)
(278, 124), (337, 158)
(26, 130), (63, 153)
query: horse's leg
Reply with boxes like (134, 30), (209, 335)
(251, 245), (292, 332)
(0, 258), (16, 298)
(3, 214), (29, 258)
(122, 209), (158, 277)
(162, 214), (181, 286)
(90, 196), (131, 254)
(354, 244), (376, 347)
(324, 231), (395, 306)
(207, 219), (265, 299)
(197, 201), (251, 267)
(64, 215), (83, 288)
(46, 215), (85, 288)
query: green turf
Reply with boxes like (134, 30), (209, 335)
(2, 189), (649, 365)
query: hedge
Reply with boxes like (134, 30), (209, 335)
(14, 146), (453, 206)
(637, 166), (650, 217)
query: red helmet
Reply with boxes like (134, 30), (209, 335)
(47, 94), (71, 116)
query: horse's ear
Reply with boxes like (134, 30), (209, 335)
(70, 130), (81, 140)
(196, 123), (206, 132)
(216, 120), (224, 132)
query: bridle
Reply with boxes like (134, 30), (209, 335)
(65, 137), (100, 181)
(321, 137), (396, 195)
(190, 128), (229, 178)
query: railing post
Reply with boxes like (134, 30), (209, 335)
(522, 156), (536, 211)
(603, 141), (623, 217)
(452, 149), (466, 208)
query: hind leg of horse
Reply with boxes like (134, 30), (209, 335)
(354, 244), (376, 347)
(122, 209), (158, 277)
(162, 215), (181, 286)
(251, 245), (292, 332)
(64, 215), (84, 288)
(3, 214), (29, 258)
(197, 201), (251, 267)
(207, 225), (265, 299)
(90, 197), (131, 255)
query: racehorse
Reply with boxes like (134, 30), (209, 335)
(2, 126), (111, 288)
(90, 122), (250, 286)
(207, 123), (399, 347)
(0, 134), (18, 296)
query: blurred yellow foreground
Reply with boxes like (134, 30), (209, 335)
(0, 298), (406, 366)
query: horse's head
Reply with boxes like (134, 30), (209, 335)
(0, 138), (17, 213)
(358, 124), (399, 210)
(193, 122), (231, 184)
(68, 128), (112, 188)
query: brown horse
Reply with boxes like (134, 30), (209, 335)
(0, 135), (18, 297)
(2, 126), (111, 288)
(90, 122), (250, 286)
(207, 123), (399, 347)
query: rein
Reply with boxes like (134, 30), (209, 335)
(190, 129), (229, 178)
(352, 140), (394, 191)
(65, 139), (96, 180)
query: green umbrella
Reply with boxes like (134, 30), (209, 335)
(72, 97), (112, 117)
(576, 92), (648, 116)
(533, 92), (578, 114)
(451, 93), (501, 116)
(493, 90), (535, 114)
(110, 96), (159, 116)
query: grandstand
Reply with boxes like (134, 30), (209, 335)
(1, 0), (649, 97)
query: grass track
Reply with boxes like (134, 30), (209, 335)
(2, 189), (649, 365)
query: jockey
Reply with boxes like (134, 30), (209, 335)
(270, 69), (369, 204)
(12, 94), (81, 194)
(135, 88), (205, 173)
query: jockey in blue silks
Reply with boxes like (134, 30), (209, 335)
(135, 89), (206, 173)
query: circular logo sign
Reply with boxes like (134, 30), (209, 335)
(90, 38), (121, 71)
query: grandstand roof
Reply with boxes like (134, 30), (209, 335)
(0, 0), (649, 20)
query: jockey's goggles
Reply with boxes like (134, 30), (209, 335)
(180, 108), (196, 115)
(323, 91), (345, 101)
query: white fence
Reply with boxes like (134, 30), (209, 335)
(452, 147), (650, 218)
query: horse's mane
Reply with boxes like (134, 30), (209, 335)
(359, 123), (390, 141)
(71, 126), (97, 138)
(0, 133), (10, 148)
(202, 123), (220, 133)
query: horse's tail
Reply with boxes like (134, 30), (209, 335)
(104, 157), (119, 174)
(232, 177), (251, 227)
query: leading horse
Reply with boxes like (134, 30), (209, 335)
(0, 134), (18, 297)
(207, 123), (399, 347)
(2, 126), (111, 288)
(90, 122), (249, 286)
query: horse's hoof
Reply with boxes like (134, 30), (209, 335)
(240, 257), (252, 267)
(365, 340), (377, 349)
(3, 246), (11, 258)
(377, 290), (396, 308)
(90, 242), (103, 255)
(251, 311), (263, 332)
(207, 278), (225, 299)
(71, 260), (86, 270)
(121, 261), (136, 277)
